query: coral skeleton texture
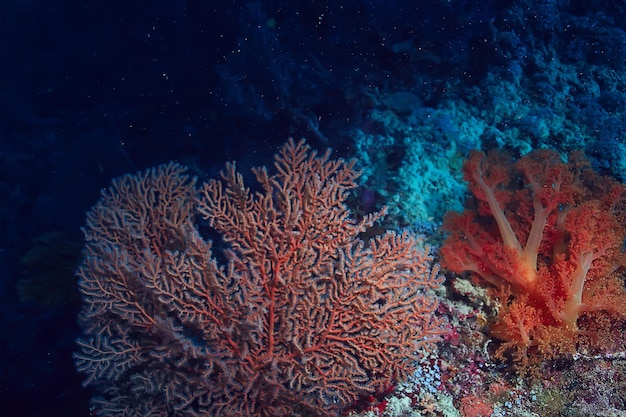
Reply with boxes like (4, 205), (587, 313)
(74, 139), (446, 416)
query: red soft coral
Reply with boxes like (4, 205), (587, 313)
(441, 149), (626, 366)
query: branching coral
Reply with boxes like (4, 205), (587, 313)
(441, 149), (626, 366)
(74, 139), (447, 416)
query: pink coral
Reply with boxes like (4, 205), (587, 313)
(74, 139), (446, 416)
(441, 149), (626, 366)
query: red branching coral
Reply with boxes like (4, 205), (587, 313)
(441, 149), (626, 366)
(74, 139), (447, 416)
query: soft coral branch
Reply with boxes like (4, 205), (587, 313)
(516, 150), (570, 270)
(464, 150), (522, 254)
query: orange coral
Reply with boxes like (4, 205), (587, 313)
(441, 149), (626, 366)
(74, 139), (447, 416)
(460, 394), (493, 417)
